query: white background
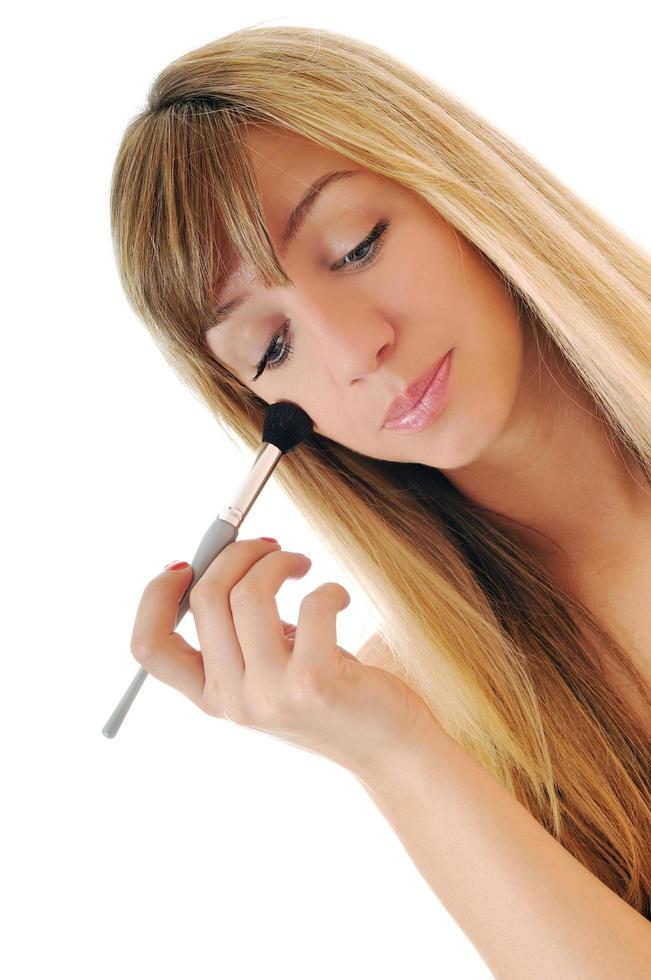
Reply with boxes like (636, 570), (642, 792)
(2, 2), (649, 978)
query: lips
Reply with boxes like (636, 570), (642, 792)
(382, 351), (451, 426)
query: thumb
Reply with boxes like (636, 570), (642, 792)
(161, 560), (196, 609)
(163, 559), (193, 574)
(160, 559), (196, 620)
(130, 560), (204, 704)
(132, 560), (194, 649)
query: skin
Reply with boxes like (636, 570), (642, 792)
(205, 124), (651, 716)
(132, 539), (439, 777)
(127, 130), (651, 966)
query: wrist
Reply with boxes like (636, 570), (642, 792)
(353, 707), (452, 794)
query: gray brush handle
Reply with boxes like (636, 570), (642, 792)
(102, 516), (239, 738)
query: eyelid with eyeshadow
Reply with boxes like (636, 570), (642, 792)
(250, 218), (391, 382)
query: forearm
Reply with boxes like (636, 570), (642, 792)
(354, 719), (651, 979)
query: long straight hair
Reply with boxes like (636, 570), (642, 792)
(109, 25), (651, 918)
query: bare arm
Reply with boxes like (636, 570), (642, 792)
(354, 637), (651, 978)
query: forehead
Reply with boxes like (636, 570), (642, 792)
(243, 123), (361, 206)
(215, 124), (370, 300)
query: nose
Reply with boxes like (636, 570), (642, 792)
(295, 292), (396, 385)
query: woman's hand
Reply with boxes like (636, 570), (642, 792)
(129, 537), (438, 777)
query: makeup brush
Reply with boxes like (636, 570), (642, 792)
(101, 401), (314, 739)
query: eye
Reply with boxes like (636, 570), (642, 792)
(251, 219), (391, 382)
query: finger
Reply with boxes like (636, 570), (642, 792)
(280, 619), (297, 639)
(291, 583), (351, 671)
(130, 563), (206, 707)
(228, 550), (313, 678)
(188, 537), (282, 692)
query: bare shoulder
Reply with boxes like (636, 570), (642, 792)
(356, 631), (397, 670)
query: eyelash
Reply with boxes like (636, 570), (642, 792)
(251, 219), (391, 382)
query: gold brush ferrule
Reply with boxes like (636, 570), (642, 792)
(217, 442), (283, 528)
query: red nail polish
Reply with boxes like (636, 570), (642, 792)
(260, 537), (278, 543)
(164, 560), (190, 570)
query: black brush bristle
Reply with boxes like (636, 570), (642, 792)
(262, 401), (314, 453)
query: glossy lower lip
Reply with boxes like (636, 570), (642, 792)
(382, 350), (453, 431)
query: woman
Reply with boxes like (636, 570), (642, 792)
(111, 24), (651, 972)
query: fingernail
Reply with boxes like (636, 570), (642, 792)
(164, 560), (190, 571)
(260, 537), (278, 543)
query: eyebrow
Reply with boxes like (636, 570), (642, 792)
(209, 168), (363, 330)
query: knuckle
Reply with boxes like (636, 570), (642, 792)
(130, 638), (157, 668)
(195, 691), (221, 719)
(229, 579), (263, 609)
(296, 668), (328, 701)
(220, 694), (249, 726)
(188, 582), (210, 613)
(298, 590), (325, 612)
(301, 583), (349, 609)
(251, 691), (282, 725)
(247, 685), (286, 726)
(203, 671), (224, 702)
(283, 667), (329, 706)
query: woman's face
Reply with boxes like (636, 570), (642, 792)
(205, 125), (526, 468)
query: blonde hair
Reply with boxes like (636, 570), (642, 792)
(110, 24), (651, 918)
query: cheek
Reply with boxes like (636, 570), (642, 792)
(311, 396), (367, 444)
(431, 253), (525, 461)
(464, 312), (523, 394)
(451, 248), (525, 408)
(452, 312), (525, 452)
